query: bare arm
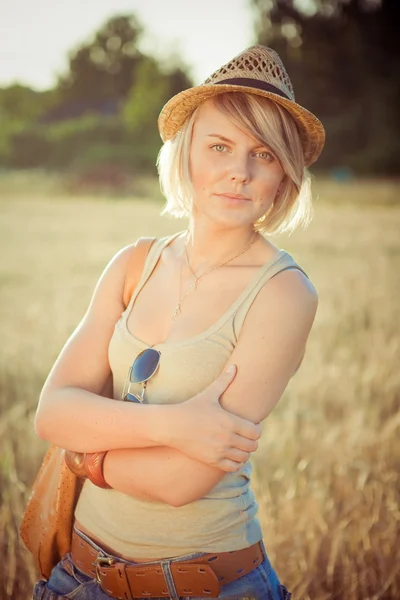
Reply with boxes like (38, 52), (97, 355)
(34, 244), (167, 452)
(103, 447), (223, 506)
(35, 245), (260, 465)
(103, 269), (318, 506)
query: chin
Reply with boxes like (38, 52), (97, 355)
(208, 211), (254, 230)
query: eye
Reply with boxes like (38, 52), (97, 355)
(256, 150), (275, 161)
(210, 144), (228, 153)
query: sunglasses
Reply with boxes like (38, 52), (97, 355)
(121, 348), (161, 404)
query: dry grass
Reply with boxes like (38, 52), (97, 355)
(0, 174), (399, 599)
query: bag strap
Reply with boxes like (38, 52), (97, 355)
(122, 237), (156, 309)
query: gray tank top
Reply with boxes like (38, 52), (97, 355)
(75, 231), (308, 558)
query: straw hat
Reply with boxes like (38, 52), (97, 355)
(158, 45), (325, 167)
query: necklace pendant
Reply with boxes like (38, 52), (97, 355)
(172, 304), (181, 321)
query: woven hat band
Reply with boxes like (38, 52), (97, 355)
(214, 78), (291, 101)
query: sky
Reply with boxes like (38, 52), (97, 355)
(0, 0), (256, 90)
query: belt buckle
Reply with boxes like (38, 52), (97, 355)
(94, 555), (115, 584)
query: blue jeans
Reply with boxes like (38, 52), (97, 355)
(33, 539), (291, 600)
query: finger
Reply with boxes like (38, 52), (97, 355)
(217, 458), (244, 473)
(234, 419), (262, 441)
(230, 433), (258, 453)
(207, 364), (237, 398)
(225, 448), (251, 463)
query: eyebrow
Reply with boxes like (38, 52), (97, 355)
(206, 133), (235, 144)
(206, 133), (272, 151)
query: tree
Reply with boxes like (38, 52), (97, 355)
(0, 85), (56, 123)
(58, 15), (145, 103)
(122, 57), (192, 167)
(123, 58), (192, 135)
(0, 13), (194, 172)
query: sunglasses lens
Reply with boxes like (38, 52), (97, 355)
(130, 348), (160, 384)
(124, 393), (142, 403)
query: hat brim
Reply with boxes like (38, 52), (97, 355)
(158, 84), (325, 167)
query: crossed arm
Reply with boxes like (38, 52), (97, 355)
(103, 268), (317, 506)
(35, 246), (318, 507)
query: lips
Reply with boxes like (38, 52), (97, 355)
(216, 193), (251, 201)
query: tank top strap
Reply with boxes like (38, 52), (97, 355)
(231, 251), (309, 341)
(121, 231), (183, 321)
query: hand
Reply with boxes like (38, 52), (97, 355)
(164, 365), (261, 472)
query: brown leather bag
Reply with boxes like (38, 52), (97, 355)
(20, 237), (156, 579)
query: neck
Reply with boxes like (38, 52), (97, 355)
(184, 221), (258, 273)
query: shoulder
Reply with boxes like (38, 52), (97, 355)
(106, 236), (158, 277)
(93, 239), (148, 296)
(247, 255), (318, 331)
(270, 259), (318, 303)
(101, 243), (139, 281)
(268, 261), (317, 314)
(263, 240), (317, 300)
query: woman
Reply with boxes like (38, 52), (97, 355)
(33, 45), (325, 600)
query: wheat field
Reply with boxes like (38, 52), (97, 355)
(0, 174), (399, 600)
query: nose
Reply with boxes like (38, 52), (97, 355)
(229, 155), (250, 183)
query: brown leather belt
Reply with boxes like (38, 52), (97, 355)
(71, 529), (265, 599)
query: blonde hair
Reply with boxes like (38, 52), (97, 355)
(157, 92), (313, 236)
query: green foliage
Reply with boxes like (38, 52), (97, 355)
(0, 86), (61, 166)
(0, 14), (193, 174)
(45, 116), (127, 167)
(0, 119), (25, 164)
(122, 59), (192, 134)
(0, 85), (56, 123)
(8, 127), (52, 168)
(0, 115), (161, 173)
(123, 57), (169, 134)
(122, 58), (192, 167)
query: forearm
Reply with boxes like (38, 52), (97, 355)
(103, 446), (224, 507)
(34, 387), (170, 452)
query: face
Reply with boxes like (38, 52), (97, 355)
(188, 98), (285, 230)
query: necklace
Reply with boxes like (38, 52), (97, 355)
(171, 231), (259, 321)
